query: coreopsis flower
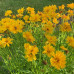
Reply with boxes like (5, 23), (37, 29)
(24, 44), (39, 55)
(60, 22), (72, 32)
(45, 34), (57, 46)
(0, 25), (6, 33)
(0, 37), (13, 48)
(53, 18), (59, 24)
(11, 15), (16, 18)
(60, 46), (67, 51)
(0, 40), (4, 48)
(67, 3), (74, 9)
(66, 36), (74, 48)
(42, 24), (54, 34)
(25, 53), (36, 61)
(29, 14), (41, 22)
(42, 44), (55, 57)
(43, 6), (50, 14)
(3, 23), (11, 30)
(1, 18), (13, 25)
(61, 14), (70, 21)
(56, 13), (61, 18)
(59, 5), (65, 10)
(50, 51), (66, 70)
(51, 5), (57, 12)
(67, 10), (73, 16)
(17, 7), (25, 14)
(16, 19), (25, 26)
(23, 31), (35, 43)
(26, 7), (35, 14)
(9, 23), (23, 34)
(23, 15), (29, 21)
(43, 5), (57, 14)
(16, 14), (23, 18)
(5, 10), (12, 16)
(24, 43), (30, 49)
(41, 14), (48, 23)
(23, 15), (30, 23)
(24, 43), (39, 61)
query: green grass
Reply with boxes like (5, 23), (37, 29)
(0, 0), (74, 19)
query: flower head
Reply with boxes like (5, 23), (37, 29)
(50, 51), (66, 70)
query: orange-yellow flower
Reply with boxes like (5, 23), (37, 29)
(50, 51), (66, 70)
(60, 46), (67, 51)
(45, 34), (57, 46)
(60, 22), (72, 32)
(0, 37), (13, 48)
(24, 43), (39, 61)
(43, 44), (55, 57)
(17, 7), (25, 14)
(66, 36), (74, 48)
(23, 31), (35, 43)
(5, 10), (12, 16)
(59, 5), (65, 10)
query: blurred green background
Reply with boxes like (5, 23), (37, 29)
(0, 0), (74, 19)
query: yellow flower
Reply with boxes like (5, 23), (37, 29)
(42, 24), (54, 34)
(23, 15), (30, 23)
(66, 36), (74, 48)
(50, 51), (66, 70)
(16, 14), (23, 18)
(11, 15), (16, 18)
(5, 10), (12, 16)
(53, 18), (59, 24)
(59, 5), (65, 10)
(67, 10), (73, 16)
(26, 7), (35, 14)
(67, 3), (74, 9)
(43, 44), (55, 57)
(24, 44), (39, 55)
(60, 46), (67, 51)
(60, 22), (72, 32)
(9, 23), (23, 34)
(23, 31), (35, 43)
(24, 43), (39, 61)
(29, 14), (41, 22)
(23, 15), (29, 21)
(45, 34), (57, 46)
(25, 53), (36, 61)
(0, 37), (13, 48)
(17, 7), (24, 14)
(0, 25), (6, 33)
(61, 14), (70, 21)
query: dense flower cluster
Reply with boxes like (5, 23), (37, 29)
(0, 3), (74, 71)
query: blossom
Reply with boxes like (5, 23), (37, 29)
(23, 31), (35, 43)
(0, 37), (13, 48)
(24, 43), (39, 61)
(45, 34), (57, 46)
(25, 53), (36, 61)
(53, 18), (59, 24)
(9, 23), (23, 34)
(42, 44), (55, 57)
(50, 51), (66, 70)
(29, 14), (41, 22)
(17, 7), (25, 14)
(67, 3), (74, 9)
(5, 10), (12, 16)
(42, 23), (54, 34)
(66, 36), (74, 48)
(60, 46), (67, 51)
(60, 22), (72, 32)
(59, 5), (65, 10)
